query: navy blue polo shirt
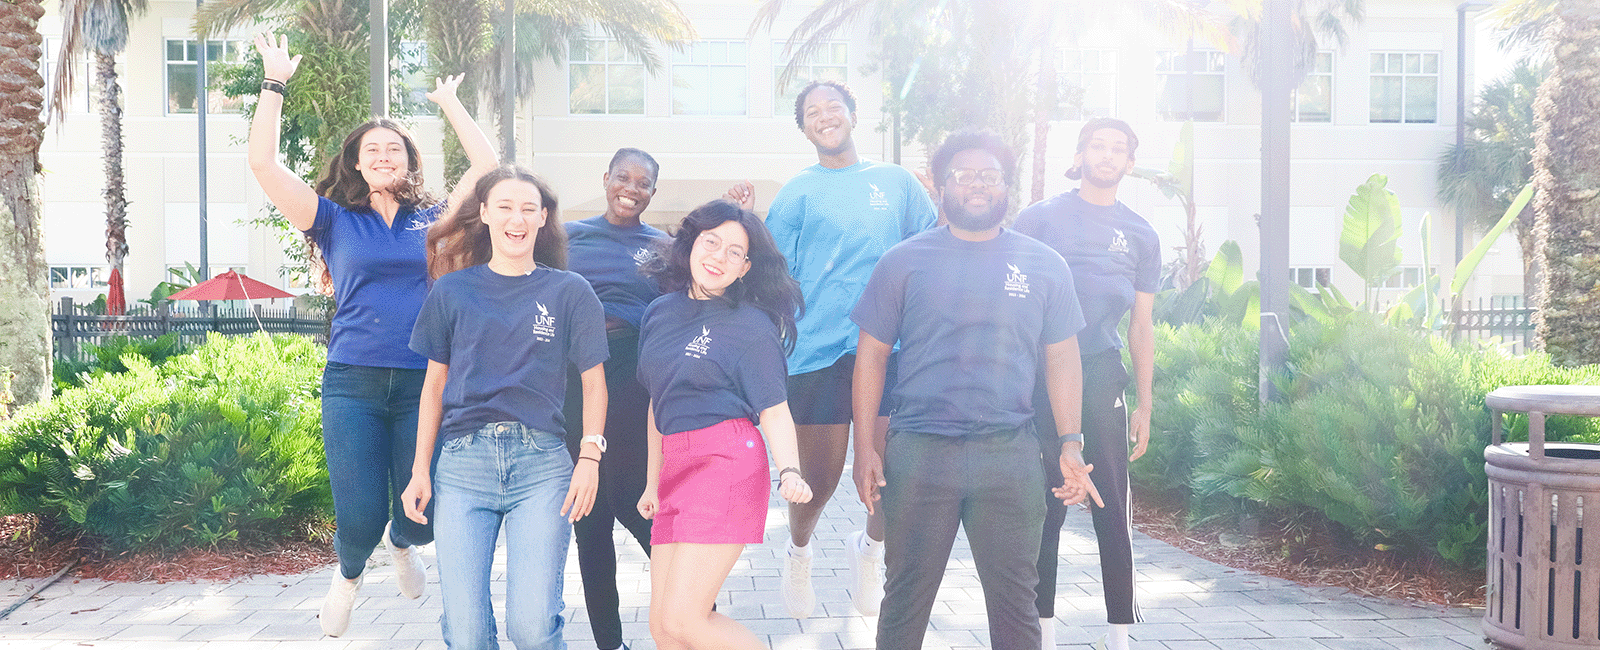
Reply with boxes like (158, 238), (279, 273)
(305, 196), (440, 369)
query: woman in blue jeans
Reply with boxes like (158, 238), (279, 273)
(246, 34), (500, 637)
(403, 165), (608, 650)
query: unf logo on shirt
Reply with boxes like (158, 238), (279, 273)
(1109, 229), (1130, 254)
(868, 183), (889, 210)
(1005, 263), (1031, 298)
(685, 325), (712, 358)
(532, 302), (556, 342)
(632, 247), (653, 267)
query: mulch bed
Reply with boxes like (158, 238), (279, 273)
(0, 514), (334, 584)
(1130, 492), (1486, 609)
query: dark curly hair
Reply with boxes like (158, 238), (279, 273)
(314, 119), (438, 209)
(930, 130), (1017, 188)
(425, 165), (567, 279)
(1065, 118), (1139, 181)
(792, 80), (856, 130)
(642, 199), (804, 352)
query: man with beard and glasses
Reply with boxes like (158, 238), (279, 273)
(849, 131), (1101, 650)
(1013, 118), (1160, 650)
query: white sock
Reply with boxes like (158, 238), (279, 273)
(788, 539), (811, 557)
(1105, 624), (1130, 650)
(1039, 617), (1055, 649)
(860, 532), (884, 555)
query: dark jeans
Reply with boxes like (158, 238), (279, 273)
(562, 331), (652, 650)
(879, 426), (1046, 650)
(321, 361), (432, 580)
(1033, 349), (1141, 623)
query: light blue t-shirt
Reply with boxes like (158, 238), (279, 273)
(766, 159), (937, 375)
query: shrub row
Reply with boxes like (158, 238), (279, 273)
(0, 333), (331, 551)
(1136, 312), (1600, 568)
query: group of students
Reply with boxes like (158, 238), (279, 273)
(247, 31), (1159, 650)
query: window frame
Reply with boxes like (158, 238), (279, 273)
(670, 40), (750, 117)
(1291, 51), (1334, 123)
(1368, 51), (1440, 124)
(1155, 49), (1227, 122)
(163, 38), (247, 116)
(567, 37), (648, 116)
(772, 41), (848, 118)
(1056, 47), (1118, 121)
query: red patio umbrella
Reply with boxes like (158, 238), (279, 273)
(165, 270), (295, 302)
(106, 268), (126, 316)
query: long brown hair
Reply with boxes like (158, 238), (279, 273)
(306, 119), (439, 294)
(426, 165), (567, 279)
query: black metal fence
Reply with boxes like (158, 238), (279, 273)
(51, 297), (328, 362)
(1447, 299), (1534, 355)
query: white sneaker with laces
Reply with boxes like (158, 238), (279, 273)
(319, 570), (363, 637)
(781, 541), (816, 619)
(385, 521), (426, 599)
(845, 530), (884, 616)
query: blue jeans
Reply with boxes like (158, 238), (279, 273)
(434, 422), (573, 650)
(321, 361), (432, 580)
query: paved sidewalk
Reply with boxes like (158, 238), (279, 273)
(0, 465), (1489, 650)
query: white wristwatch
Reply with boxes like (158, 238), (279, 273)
(580, 434), (607, 453)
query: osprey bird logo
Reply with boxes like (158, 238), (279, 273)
(1007, 263), (1021, 275)
(536, 302), (548, 317)
(702, 325), (710, 337)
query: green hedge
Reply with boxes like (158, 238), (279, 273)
(1139, 313), (1600, 568)
(0, 333), (331, 551)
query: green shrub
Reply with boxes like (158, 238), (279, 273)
(0, 333), (330, 551)
(54, 333), (186, 392)
(1142, 312), (1600, 568)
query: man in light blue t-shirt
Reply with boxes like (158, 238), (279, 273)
(746, 80), (938, 620)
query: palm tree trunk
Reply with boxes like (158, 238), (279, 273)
(0, 0), (54, 406)
(98, 52), (128, 290)
(1031, 41), (1056, 204)
(1531, 0), (1600, 365)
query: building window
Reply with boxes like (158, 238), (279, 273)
(1292, 52), (1333, 123)
(672, 40), (747, 116)
(43, 38), (94, 114)
(1379, 266), (1424, 289)
(1290, 267), (1332, 289)
(165, 39), (245, 115)
(773, 41), (847, 116)
(49, 265), (109, 290)
(1155, 50), (1225, 122)
(569, 38), (645, 115)
(1057, 48), (1117, 121)
(395, 41), (432, 117)
(1369, 52), (1438, 124)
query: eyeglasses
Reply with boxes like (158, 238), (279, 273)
(696, 233), (748, 262)
(947, 168), (1005, 187)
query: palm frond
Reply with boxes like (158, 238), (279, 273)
(194, 0), (298, 38)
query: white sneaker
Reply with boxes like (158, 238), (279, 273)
(1040, 617), (1056, 649)
(385, 521), (426, 599)
(781, 541), (815, 619)
(319, 570), (363, 637)
(845, 530), (884, 616)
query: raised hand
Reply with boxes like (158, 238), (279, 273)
(426, 73), (467, 107)
(253, 33), (302, 83)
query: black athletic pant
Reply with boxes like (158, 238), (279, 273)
(563, 330), (653, 650)
(1032, 349), (1141, 624)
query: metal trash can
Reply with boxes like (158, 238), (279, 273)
(1486, 385), (1600, 649)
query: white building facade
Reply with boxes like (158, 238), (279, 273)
(37, 0), (1521, 311)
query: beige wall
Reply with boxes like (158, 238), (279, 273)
(37, 0), (1519, 308)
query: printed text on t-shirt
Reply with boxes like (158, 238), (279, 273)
(1005, 263), (1031, 298)
(532, 302), (556, 342)
(685, 325), (712, 358)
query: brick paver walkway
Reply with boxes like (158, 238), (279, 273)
(0, 459), (1489, 649)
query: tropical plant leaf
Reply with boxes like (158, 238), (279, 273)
(1339, 173), (1403, 290)
(1452, 182), (1533, 296)
(1206, 240), (1244, 295)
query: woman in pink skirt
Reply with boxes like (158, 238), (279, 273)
(636, 200), (813, 650)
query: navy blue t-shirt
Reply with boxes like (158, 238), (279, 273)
(637, 292), (789, 436)
(851, 227), (1084, 437)
(306, 196), (441, 369)
(1013, 190), (1160, 355)
(565, 216), (669, 328)
(409, 265), (609, 440)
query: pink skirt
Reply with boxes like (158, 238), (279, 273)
(652, 418), (769, 545)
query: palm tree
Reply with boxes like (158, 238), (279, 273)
(1436, 60), (1543, 300)
(424, 0), (693, 181)
(52, 0), (148, 316)
(1530, 0), (1600, 365)
(1230, 0), (1364, 92)
(0, 0), (54, 406)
